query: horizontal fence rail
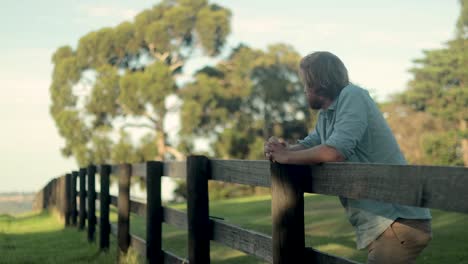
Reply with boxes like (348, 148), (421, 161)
(35, 156), (468, 264)
(305, 162), (468, 213)
(103, 202), (357, 264)
(208, 160), (468, 214)
(210, 159), (270, 187)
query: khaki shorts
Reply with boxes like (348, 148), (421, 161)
(367, 218), (432, 264)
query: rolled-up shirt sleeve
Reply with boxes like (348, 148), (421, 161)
(325, 89), (368, 160)
(298, 125), (321, 148)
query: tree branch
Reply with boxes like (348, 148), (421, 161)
(169, 61), (184, 72)
(118, 101), (159, 125)
(165, 146), (185, 161)
(143, 112), (159, 124)
(154, 51), (170, 62)
(118, 102), (135, 116)
(121, 123), (155, 130)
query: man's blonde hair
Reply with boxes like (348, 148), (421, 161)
(299, 51), (349, 100)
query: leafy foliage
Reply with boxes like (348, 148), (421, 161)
(398, 0), (468, 166)
(422, 131), (464, 166)
(49, 0), (231, 166)
(381, 103), (449, 165)
(180, 44), (315, 160)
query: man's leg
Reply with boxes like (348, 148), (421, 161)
(367, 219), (432, 264)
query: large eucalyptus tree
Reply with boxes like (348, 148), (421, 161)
(50, 0), (231, 166)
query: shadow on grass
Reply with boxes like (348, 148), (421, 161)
(0, 211), (117, 264)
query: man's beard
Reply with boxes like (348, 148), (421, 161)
(309, 98), (323, 110)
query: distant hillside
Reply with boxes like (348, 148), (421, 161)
(0, 192), (35, 215)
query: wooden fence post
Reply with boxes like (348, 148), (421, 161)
(187, 155), (211, 264)
(146, 161), (163, 264)
(43, 181), (50, 210)
(59, 176), (67, 221)
(71, 171), (78, 226)
(271, 163), (307, 264)
(100, 165), (111, 250)
(87, 165), (96, 242)
(50, 179), (57, 210)
(79, 168), (87, 230)
(65, 173), (72, 227)
(118, 164), (132, 255)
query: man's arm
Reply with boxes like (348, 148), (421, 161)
(264, 137), (307, 161)
(269, 143), (344, 164)
(286, 144), (307, 151)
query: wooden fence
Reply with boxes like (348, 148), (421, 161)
(34, 156), (468, 264)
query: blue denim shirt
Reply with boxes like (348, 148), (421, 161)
(298, 84), (431, 249)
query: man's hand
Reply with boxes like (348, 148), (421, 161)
(265, 137), (345, 164)
(264, 137), (289, 163)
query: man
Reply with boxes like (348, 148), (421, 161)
(264, 51), (432, 264)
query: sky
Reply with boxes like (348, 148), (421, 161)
(0, 0), (460, 193)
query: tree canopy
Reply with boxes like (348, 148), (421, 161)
(180, 44), (316, 159)
(50, 0), (231, 166)
(398, 0), (467, 165)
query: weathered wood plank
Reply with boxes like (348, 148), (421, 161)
(271, 163), (305, 264)
(211, 219), (359, 264)
(210, 159), (270, 187)
(211, 219), (272, 263)
(187, 156), (210, 264)
(99, 165), (111, 250)
(98, 193), (146, 217)
(129, 233), (188, 264)
(132, 163), (147, 179)
(97, 193), (143, 210)
(162, 207), (187, 229)
(146, 161), (163, 264)
(110, 223), (118, 236)
(118, 164), (131, 253)
(65, 173), (71, 226)
(110, 195), (118, 207)
(130, 234), (147, 258)
(87, 165), (96, 242)
(163, 250), (188, 264)
(111, 165), (120, 175)
(103, 214), (357, 264)
(130, 200), (147, 217)
(303, 163), (468, 213)
(59, 177), (67, 220)
(208, 161), (468, 213)
(304, 247), (360, 264)
(78, 168), (87, 230)
(71, 171), (78, 226)
(163, 161), (187, 179)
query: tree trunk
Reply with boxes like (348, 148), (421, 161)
(165, 146), (185, 161)
(156, 132), (166, 160)
(460, 119), (468, 167)
(155, 126), (185, 161)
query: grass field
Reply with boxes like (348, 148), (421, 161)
(0, 211), (117, 263)
(1, 194), (468, 263)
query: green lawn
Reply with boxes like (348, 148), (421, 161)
(115, 194), (468, 264)
(0, 211), (117, 263)
(2, 194), (468, 263)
